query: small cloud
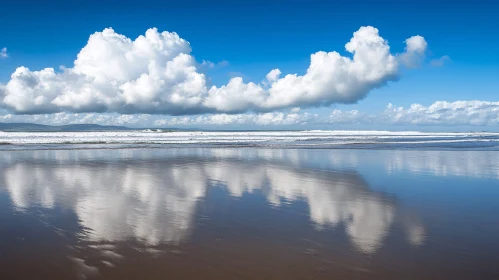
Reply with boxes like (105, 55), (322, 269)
(0, 47), (8, 58)
(217, 60), (229, 68)
(201, 60), (215, 68)
(266, 69), (281, 82)
(200, 59), (229, 69)
(228, 71), (250, 80)
(430, 55), (451, 67)
(398, 36), (428, 68)
(154, 119), (168, 126)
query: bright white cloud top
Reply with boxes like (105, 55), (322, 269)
(0, 26), (427, 115)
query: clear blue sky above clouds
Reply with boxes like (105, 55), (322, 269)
(0, 0), (498, 130)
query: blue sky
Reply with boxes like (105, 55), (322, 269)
(0, 0), (498, 130)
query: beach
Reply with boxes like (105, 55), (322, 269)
(1, 134), (499, 279)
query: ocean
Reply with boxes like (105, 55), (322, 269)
(1, 130), (499, 150)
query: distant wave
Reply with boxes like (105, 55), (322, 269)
(1, 131), (498, 150)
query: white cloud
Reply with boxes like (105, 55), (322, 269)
(398, 35), (427, 68)
(2, 100), (499, 127)
(430, 55), (451, 67)
(383, 100), (499, 125)
(0, 26), (426, 115)
(0, 110), (151, 126)
(405, 36), (427, 53)
(329, 109), (371, 124)
(200, 60), (229, 69)
(328, 100), (499, 126)
(201, 60), (216, 69)
(164, 99), (499, 127)
(0, 47), (7, 58)
(265, 69), (281, 82)
(160, 112), (318, 126)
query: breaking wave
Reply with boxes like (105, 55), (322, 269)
(1, 130), (498, 150)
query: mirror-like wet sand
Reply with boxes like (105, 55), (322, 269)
(1, 148), (499, 279)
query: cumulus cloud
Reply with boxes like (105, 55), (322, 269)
(328, 109), (372, 124)
(383, 100), (499, 125)
(327, 100), (499, 126)
(0, 26), (426, 115)
(265, 69), (281, 82)
(2, 100), (498, 127)
(168, 100), (499, 126)
(157, 112), (318, 126)
(0, 47), (7, 58)
(430, 55), (451, 67)
(398, 35), (427, 68)
(153, 100), (499, 127)
(0, 110), (152, 126)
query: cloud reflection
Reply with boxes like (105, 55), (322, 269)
(1, 149), (426, 254)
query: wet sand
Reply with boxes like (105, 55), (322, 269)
(1, 148), (499, 279)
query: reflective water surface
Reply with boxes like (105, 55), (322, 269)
(1, 148), (498, 279)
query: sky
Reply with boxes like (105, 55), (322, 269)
(0, 0), (498, 130)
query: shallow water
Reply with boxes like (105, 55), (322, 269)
(1, 148), (499, 279)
